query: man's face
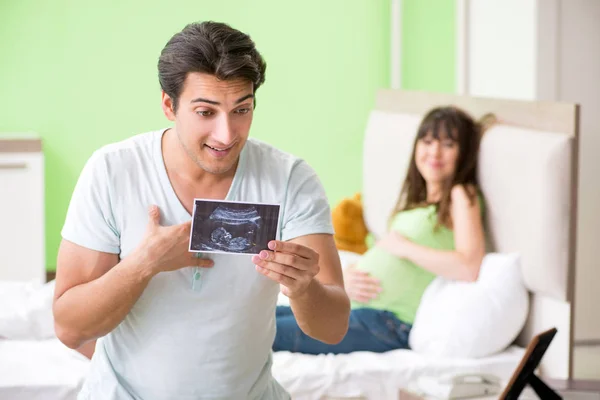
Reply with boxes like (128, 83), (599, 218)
(162, 72), (254, 176)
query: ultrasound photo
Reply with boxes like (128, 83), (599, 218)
(189, 199), (280, 255)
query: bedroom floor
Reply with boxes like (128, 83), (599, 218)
(574, 345), (600, 379)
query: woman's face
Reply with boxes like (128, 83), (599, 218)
(415, 129), (460, 185)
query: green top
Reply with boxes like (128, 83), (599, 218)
(352, 194), (484, 324)
(351, 204), (455, 325)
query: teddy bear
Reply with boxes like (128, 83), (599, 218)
(331, 192), (369, 255)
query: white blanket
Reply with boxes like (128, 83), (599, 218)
(272, 346), (524, 400)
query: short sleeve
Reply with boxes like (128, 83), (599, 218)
(60, 150), (120, 254)
(280, 160), (334, 241)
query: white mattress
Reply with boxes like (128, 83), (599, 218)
(272, 346), (525, 400)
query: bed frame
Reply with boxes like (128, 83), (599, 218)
(361, 89), (580, 379)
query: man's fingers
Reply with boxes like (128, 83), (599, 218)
(147, 205), (161, 229)
(267, 240), (316, 260)
(188, 254), (214, 268)
(255, 265), (295, 287)
(254, 260), (302, 280)
(254, 251), (310, 271)
(179, 220), (192, 235)
(197, 258), (214, 268)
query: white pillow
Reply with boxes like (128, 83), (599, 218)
(276, 250), (363, 306)
(409, 253), (529, 358)
(0, 280), (57, 340)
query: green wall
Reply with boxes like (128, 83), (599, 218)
(401, 0), (456, 93)
(0, 1), (391, 271)
(1, 0), (456, 271)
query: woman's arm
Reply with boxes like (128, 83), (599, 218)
(377, 185), (485, 282)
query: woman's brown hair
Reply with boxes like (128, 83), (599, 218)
(389, 106), (496, 229)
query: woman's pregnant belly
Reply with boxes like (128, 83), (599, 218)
(350, 246), (436, 324)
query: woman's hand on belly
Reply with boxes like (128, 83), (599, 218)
(375, 231), (410, 258)
(343, 264), (382, 303)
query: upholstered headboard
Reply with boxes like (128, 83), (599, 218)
(362, 89), (579, 379)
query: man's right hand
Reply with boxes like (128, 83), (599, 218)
(343, 264), (382, 303)
(54, 204), (213, 349)
(134, 205), (214, 275)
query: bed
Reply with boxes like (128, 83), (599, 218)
(0, 280), (89, 400)
(0, 330), (524, 400)
(362, 89), (579, 377)
(0, 89), (580, 400)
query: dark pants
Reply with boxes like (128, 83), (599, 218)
(272, 305), (412, 355)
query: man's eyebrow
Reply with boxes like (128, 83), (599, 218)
(190, 97), (220, 105)
(189, 94), (253, 105)
(235, 94), (254, 104)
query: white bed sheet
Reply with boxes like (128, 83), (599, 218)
(0, 338), (89, 400)
(272, 345), (525, 400)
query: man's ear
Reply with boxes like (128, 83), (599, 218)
(161, 91), (176, 121)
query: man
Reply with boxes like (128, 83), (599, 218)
(52, 21), (350, 399)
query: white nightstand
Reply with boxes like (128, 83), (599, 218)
(0, 133), (45, 283)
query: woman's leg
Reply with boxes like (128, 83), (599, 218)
(273, 307), (410, 355)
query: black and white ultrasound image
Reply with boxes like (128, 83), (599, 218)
(190, 200), (280, 255)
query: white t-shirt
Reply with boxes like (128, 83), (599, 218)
(61, 128), (334, 400)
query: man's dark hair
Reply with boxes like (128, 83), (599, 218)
(158, 21), (267, 112)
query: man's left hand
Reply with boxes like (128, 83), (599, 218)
(252, 240), (320, 298)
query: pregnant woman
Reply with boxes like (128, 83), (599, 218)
(273, 106), (493, 354)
